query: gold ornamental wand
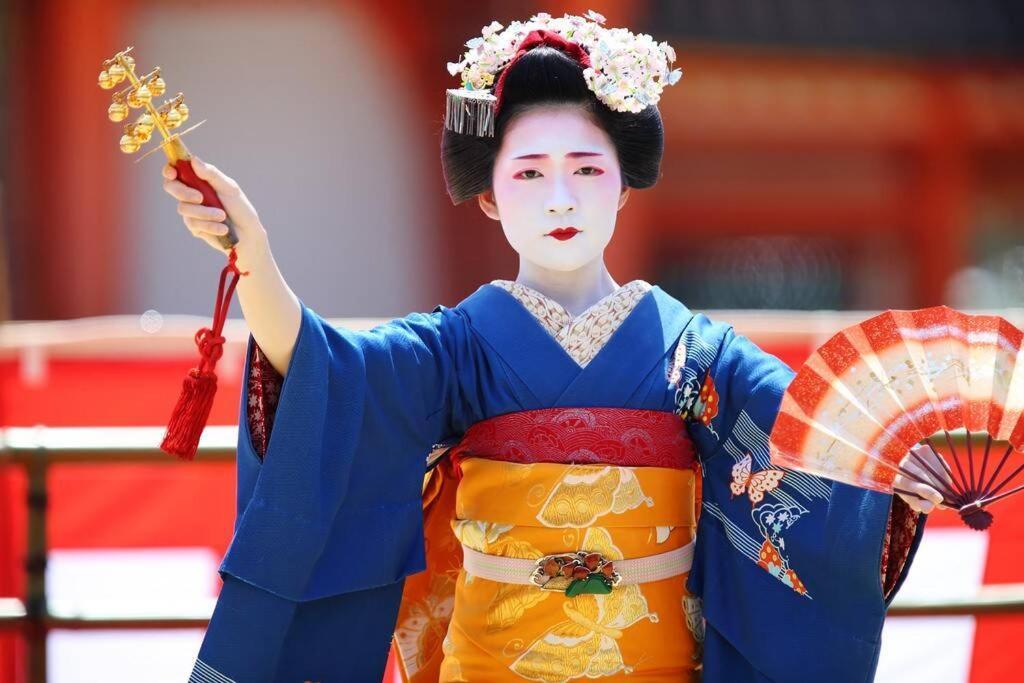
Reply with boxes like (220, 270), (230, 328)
(99, 46), (249, 460)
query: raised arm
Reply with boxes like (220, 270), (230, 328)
(683, 323), (928, 682)
(161, 156), (301, 376)
(195, 302), (466, 681)
(689, 327), (924, 595)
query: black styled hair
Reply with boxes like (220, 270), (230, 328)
(440, 45), (664, 205)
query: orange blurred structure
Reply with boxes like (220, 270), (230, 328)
(7, 0), (1024, 320)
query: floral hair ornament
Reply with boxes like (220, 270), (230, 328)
(445, 10), (682, 138)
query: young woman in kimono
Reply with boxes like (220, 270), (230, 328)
(164, 12), (946, 683)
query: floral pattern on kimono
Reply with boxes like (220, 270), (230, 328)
(665, 320), (919, 601)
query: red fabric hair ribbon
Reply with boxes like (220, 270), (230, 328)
(493, 29), (592, 116)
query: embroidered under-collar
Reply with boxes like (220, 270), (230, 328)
(490, 279), (652, 368)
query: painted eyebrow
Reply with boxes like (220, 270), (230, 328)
(511, 151), (605, 160)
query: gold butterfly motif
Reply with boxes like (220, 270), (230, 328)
(451, 519), (556, 632)
(536, 466), (653, 528)
(682, 594), (705, 661)
(439, 631), (466, 681)
(451, 519), (517, 552)
(393, 573), (456, 678)
(506, 528), (658, 682)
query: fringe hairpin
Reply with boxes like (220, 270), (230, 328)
(445, 88), (496, 138)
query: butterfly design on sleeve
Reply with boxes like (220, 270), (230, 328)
(729, 453), (784, 505)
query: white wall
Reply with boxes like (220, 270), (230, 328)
(124, 3), (438, 318)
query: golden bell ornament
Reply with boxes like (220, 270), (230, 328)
(133, 126), (152, 144)
(134, 112), (155, 134)
(163, 108), (182, 128)
(98, 70), (115, 89)
(176, 103), (189, 123)
(107, 101), (128, 122)
(119, 134), (140, 153)
(148, 77), (166, 97)
(108, 63), (126, 83)
(127, 84), (152, 108)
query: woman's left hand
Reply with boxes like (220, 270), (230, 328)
(893, 443), (951, 514)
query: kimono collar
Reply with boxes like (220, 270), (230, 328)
(489, 279), (651, 322)
(488, 279), (653, 368)
(456, 282), (695, 407)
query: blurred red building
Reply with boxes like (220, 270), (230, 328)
(6, 0), (1024, 321)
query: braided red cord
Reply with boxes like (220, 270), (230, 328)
(161, 248), (250, 460)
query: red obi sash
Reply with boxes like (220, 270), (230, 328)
(446, 408), (697, 475)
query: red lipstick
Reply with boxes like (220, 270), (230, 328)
(547, 227), (581, 241)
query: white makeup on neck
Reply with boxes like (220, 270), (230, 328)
(478, 105), (631, 315)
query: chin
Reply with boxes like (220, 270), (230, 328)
(533, 253), (598, 272)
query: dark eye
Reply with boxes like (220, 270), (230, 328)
(515, 169), (542, 180)
(576, 166), (604, 176)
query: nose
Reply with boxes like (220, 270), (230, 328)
(545, 180), (576, 216)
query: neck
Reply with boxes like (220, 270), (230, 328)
(515, 255), (620, 317)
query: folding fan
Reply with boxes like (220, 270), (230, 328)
(768, 306), (1024, 530)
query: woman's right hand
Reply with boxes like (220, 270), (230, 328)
(161, 155), (269, 261)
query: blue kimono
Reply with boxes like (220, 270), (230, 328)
(190, 282), (925, 682)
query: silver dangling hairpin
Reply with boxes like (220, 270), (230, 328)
(445, 88), (497, 138)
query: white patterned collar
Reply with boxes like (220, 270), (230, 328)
(489, 279), (652, 367)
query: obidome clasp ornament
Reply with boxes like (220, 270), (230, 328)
(530, 551), (621, 596)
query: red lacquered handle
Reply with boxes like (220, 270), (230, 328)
(173, 157), (239, 249)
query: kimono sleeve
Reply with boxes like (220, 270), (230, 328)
(220, 298), (462, 603)
(685, 326), (928, 683)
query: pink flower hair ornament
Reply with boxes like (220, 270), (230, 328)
(444, 10), (682, 138)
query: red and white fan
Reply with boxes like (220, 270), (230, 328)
(769, 306), (1024, 530)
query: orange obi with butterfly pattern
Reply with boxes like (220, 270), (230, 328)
(393, 408), (705, 683)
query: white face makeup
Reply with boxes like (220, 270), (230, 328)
(479, 105), (629, 272)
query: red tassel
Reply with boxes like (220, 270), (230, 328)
(161, 248), (249, 460)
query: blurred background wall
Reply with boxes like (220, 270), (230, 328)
(4, 0), (1024, 322)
